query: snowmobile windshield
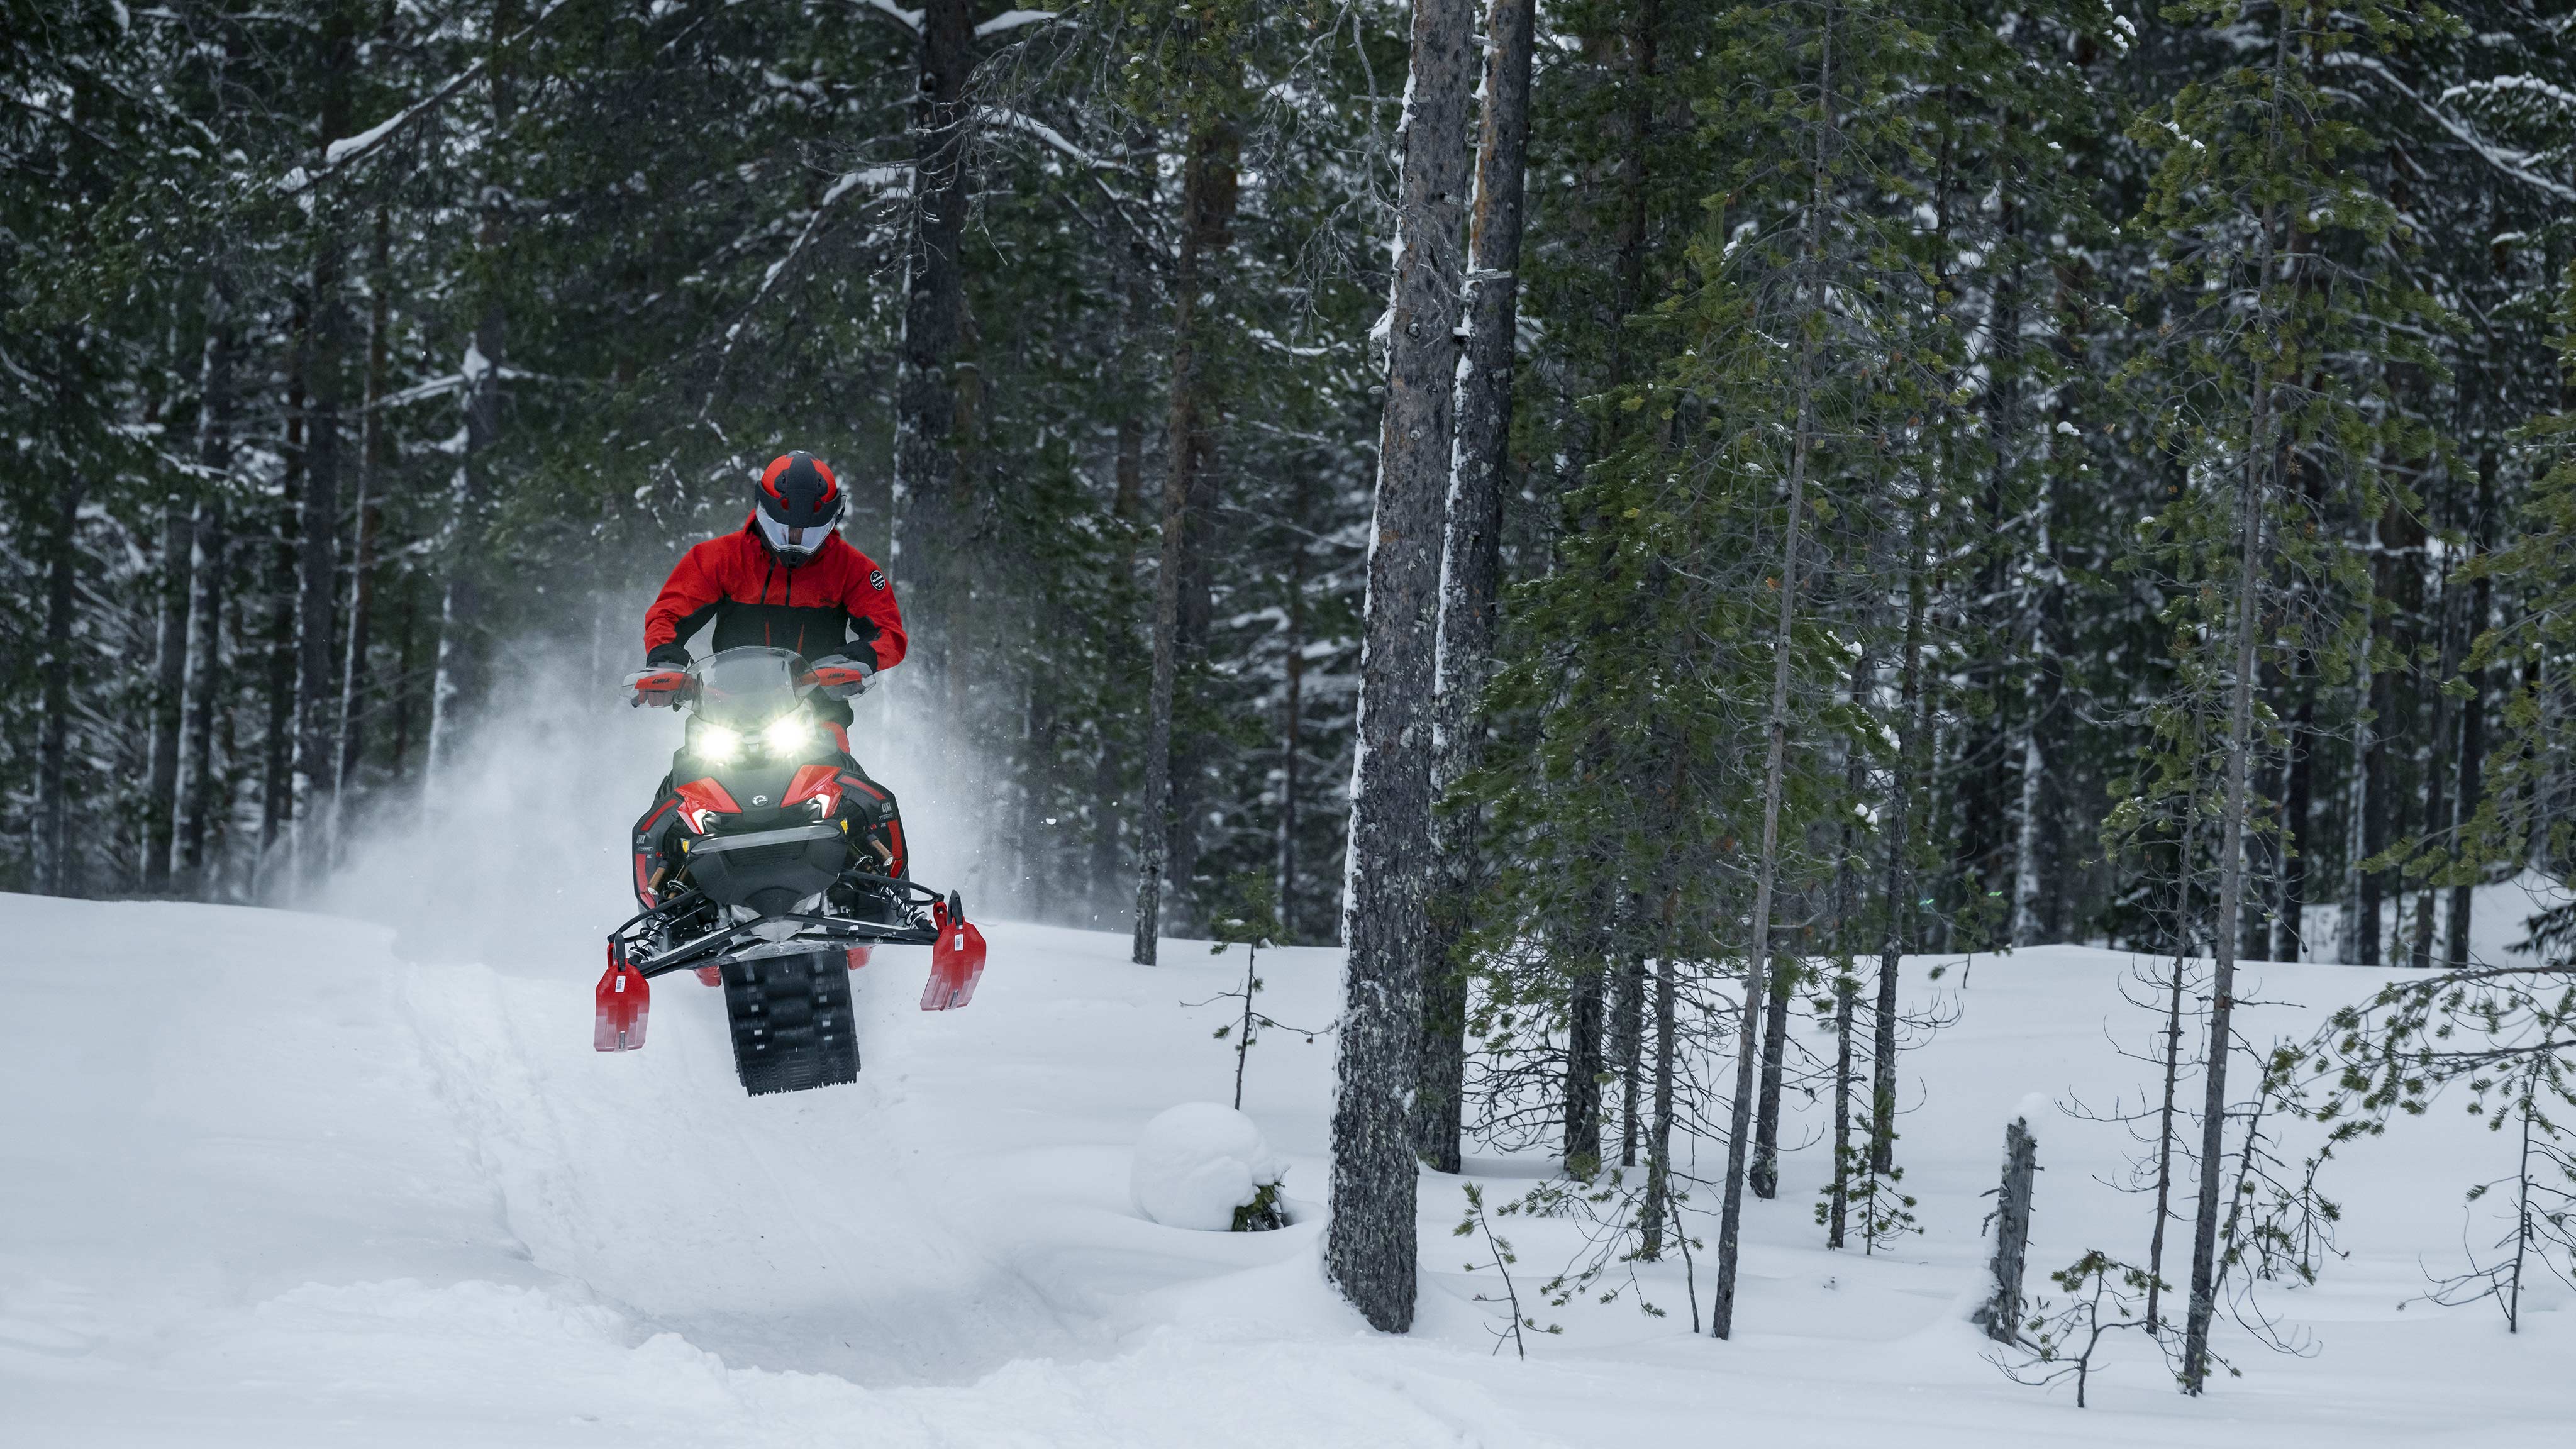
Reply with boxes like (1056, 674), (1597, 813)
(689, 647), (812, 731)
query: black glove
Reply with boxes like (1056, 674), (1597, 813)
(645, 643), (692, 669)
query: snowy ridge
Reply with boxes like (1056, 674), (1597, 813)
(3, 886), (2570, 1445)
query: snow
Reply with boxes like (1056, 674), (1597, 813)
(324, 111), (408, 167)
(5, 691), (2574, 1444)
(1131, 1103), (1287, 1230)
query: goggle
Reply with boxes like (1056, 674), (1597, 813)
(756, 505), (841, 560)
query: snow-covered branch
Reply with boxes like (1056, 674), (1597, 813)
(974, 9), (1056, 37)
(2340, 53), (2576, 204)
(862, 0), (924, 33)
(281, 0), (577, 197)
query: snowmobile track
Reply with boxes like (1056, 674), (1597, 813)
(721, 949), (860, 1095)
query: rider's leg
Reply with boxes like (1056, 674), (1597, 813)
(630, 775), (679, 911)
(811, 697), (906, 879)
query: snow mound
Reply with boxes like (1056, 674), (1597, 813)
(1130, 1103), (1285, 1231)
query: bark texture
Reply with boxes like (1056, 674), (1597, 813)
(1133, 113), (1240, 964)
(1414, 0), (1536, 1169)
(1329, 0), (1475, 1335)
(892, 0), (978, 686)
(144, 496), (194, 892)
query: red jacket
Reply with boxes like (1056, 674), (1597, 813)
(643, 518), (908, 670)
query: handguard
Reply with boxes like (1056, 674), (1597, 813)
(626, 666), (690, 708)
(806, 656), (874, 699)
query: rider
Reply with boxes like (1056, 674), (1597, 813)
(629, 450), (911, 913)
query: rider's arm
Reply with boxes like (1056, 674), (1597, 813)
(836, 550), (908, 672)
(643, 538), (731, 661)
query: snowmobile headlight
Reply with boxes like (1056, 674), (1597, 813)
(762, 713), (810, 754)
(693, 723), (742, 762)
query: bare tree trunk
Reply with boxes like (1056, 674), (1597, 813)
(1751, 940), (1794, 1199)
(2412, 562), (2454, 972)
(426, 0), (519, 804)
(260, 314), (308, 884)
(1278, 499), (1307, 941)
(1564, 966), (1606, 1173)
(286, 2), (357, 891)
(2183, 175), (2282, 1394)
(2009, 726), (2045, 945)
(1717, 58), (1831, 1323)
(1827, 974), (1855, 1247)
(1974, 1115), (2039, 1343)
(143, 494), (194, 893)
(2145, 720), (2204, 1335)
(1613, 943), (1646, 1167)
(175, 493), (230, 894)
(1414, 0), (1535, 1174)
(2272, 687), (2313, 961)
(2446, 457), (2494, 970)
(2341, 525), (2377, 965)
(35, 459), (84, 896)
(331, 205), (393, 865)
(1638, 935), (1678, 1258)
(1873, 557), (1926, 1175)
(1329, 0), (1475, 1334)
(892, 0), (977, 688)
(1133, 110), (1239, 965)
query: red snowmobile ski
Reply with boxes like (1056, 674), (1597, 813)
(596, 646), (986, 1094)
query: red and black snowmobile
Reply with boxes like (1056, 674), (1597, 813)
(593, 645), (986, 1095)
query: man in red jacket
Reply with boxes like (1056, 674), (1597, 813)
(630, 451), (910, 913)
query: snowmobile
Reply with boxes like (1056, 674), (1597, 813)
(592, 645), (987, 1096)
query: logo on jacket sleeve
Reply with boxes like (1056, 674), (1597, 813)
(869, 569), (886, 591)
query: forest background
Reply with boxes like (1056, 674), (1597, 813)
(8, 0), (2576, 1382)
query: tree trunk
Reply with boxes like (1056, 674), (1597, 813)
(2446, 458), (2494, 970)
(1613, 941), (1646, 1168)
(1718, 53), (1831, 1320)
(2412, 562), (2453, 972)
(287, 1), (357, 891)
(176, 493), (230, 895)
(1874, 556), (1926, 1175)
(331, 204), (394, 864)
(2182, 184), (2280, 1394)
(175, 299), (238, 896)
(1414, 0), (1535, 1169)
(1638, 936), (1678, 1258)
(291, 269), (347, 889)
(892, 0), (978, 687)
(1278, 498), (1307, 941)
(2272, 687), (2314, 961)
(1133, 111), (1240, 965)
(260, 314), (308, 883)
(35, 465), (84, 896)
(143, 495), (194, 893)
(1974, 1116), (2039, 1343)
(2342, 519), (2378, 965)
(1827, 974), (1855, 1247)
(1563, 965), (1606, 1174)
(1328, 0), (1475, 1335)
(1751, 940), (1794, 1199)
(426, 0), (519, 803)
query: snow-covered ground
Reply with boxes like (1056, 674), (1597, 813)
(6, 694), (2569, 1445)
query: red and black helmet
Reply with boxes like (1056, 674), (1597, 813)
(752, 451), (847, 567)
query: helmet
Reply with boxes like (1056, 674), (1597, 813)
(752, 451), (847, 567)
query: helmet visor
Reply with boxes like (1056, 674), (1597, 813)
(755, 509), (835, 562)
